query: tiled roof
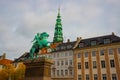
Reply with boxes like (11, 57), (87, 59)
(0, 59), (13, 65)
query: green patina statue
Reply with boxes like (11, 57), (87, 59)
(30, 32), (50, 59)
(29, 8), (64, 59)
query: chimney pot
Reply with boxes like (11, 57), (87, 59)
(80, 37), (82, 39)
(112, 32), (115, 35)
(67, 39), (70, 42)
(77, 37), (80, 40)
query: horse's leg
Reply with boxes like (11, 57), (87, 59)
(30, 49), (33, 59)
(30, 48), (35, 59)
(35, 52), (38, 58)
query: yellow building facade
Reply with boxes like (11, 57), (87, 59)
(74, 33), (120, 80)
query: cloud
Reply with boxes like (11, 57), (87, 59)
(0, 0), (120, 59)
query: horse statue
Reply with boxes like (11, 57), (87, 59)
(29, 32), (50, 59)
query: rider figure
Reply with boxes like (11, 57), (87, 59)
(32, 33), (40, 43)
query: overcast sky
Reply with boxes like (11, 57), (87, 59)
(0, 0), (120, 60)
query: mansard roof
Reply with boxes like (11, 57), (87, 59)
(76, 34), (120, 49)
(52, 41), (76, 52)
(53, 33), (120, 52)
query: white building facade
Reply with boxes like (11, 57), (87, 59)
(51, 41), (76, 80)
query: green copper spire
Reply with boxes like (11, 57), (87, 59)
(53, 7), (63, 43)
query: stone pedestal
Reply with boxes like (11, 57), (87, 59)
(24, 58), (53, 80)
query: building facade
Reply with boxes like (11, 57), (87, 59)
(0, 53), (13, 69)
(74, 33), (120, 80)
(51, 41), (76, 80)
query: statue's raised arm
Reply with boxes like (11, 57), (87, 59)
(31, 33), (40, 43)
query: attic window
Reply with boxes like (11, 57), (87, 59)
(104, 39), (110, 44)
(67, 45), (72, 49)
(91, 41), (97, 46)
(55, 47), (60, 50)
(61, 46), (66, 50)
(79, 43), (84, 48)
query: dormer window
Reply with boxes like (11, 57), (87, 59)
(61, 46), (66, 50)
(67, 45), (72, 49)
(104, 39), (110, 44)
(91, 41), (97, 46)
(79, 43), (84, 48)
(55, 47), (60, 50)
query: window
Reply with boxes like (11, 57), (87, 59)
(85, 62), (89, 69)
(94, 74), (98, 80)
(93, 61), (97, 68)
(100, 50), (105, 56)
(69, 52), (73, 56)
(69, 60), (72, 65)
(54, 53), (56, 58)
(104, 39), (110, 44)
(78, 75), (82, 80)
(110, 60), (115, 68)
(85, 52), (88, 57)
(91, 41), (97, 46)
(61, 70), (63, 76)
(102, 74), (107, 80)
(57, 61), (59, 66)
(13, 63), (17, 68)
(86, 74), (89, 80)
(92, 51), (96, 57)
(78, 53), (81, 58)
(61, 46), (66, 50)
(65, 60), (68, 65)
(55, 47), (60, 51)
(61, 61), (64, 66)
(118, 48), (120, 54)
(112, 74), (117, 80)
(48, 55), (51, 58)
(53, 70), (55, 76)
(109, 49), (113, 55)
(69, 70), (72, 75)
(78, 63), (81, 69)
(57, 70), (59, 76)
(61, 53), (64, 57)
(57, 53), (59, 57)
(54, 61), (56, 65)
(0, 65), (4, 69)
(65, 53), (68, 56)
(65, 70), (68, 76)
(79, 43), (84, 48)
(101, 60), (106, 68)
(67, 45), (72, 49)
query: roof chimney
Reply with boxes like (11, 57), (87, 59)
(3, 53), (6, 59)
(80, 37), (82, 39)
(77, 37), (80, 41)
(112, 32), (115, 35)
(67, 39), (70, 43)
(73, 37), (81, 49)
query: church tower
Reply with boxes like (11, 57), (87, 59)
(53, 8), (63, 43)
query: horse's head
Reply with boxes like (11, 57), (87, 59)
(40, 32), (49, 40)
